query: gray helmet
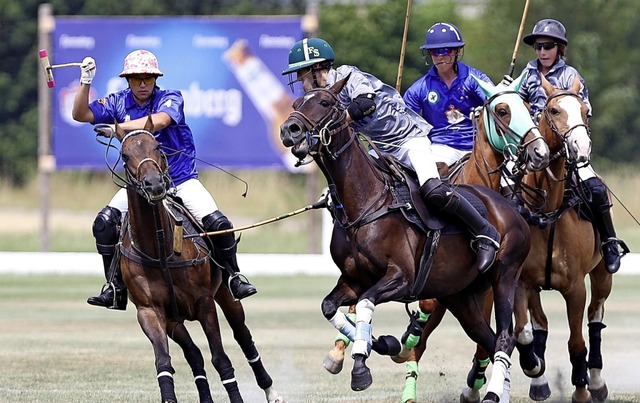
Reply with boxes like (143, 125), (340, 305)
(282, 37), (335, 75)
(523, 19), (568, 45)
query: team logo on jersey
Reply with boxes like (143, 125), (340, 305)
(427, 90), (439, 104)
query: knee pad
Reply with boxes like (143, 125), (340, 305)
(202, 211), (236, 259)
(92, 206), (122, 255)
(582, 177), (610, 213)
(419, 178), (457, 211)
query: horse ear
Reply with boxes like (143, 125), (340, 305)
(144, 114), (155, 133)
(330, 72), (351, 95)
(510, 70), (528, 92)
(470, 74), (496, 98)
(569, 76), (581, 94)
(540, 74), (555, 97)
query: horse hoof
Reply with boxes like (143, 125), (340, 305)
(460, 386), (481, 403)
(529, 382), (551, 401)
(323, 353), (344, 374)
(480, 391), (499, 403)
(588, 383), (608, 402)
(350, 366), (372, 391)
(372, 334), (401, 356)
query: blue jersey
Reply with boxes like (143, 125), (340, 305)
(518, 59), (592, 117)
(403, 62), (492, 151)
(89, 87), (198, 186)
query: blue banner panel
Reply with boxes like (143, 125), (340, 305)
(51, 16), (305, 171)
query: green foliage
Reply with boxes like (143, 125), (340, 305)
(1, 0), (639, 187)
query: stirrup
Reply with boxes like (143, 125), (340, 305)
(471, 235), (500, 251)
(227, 273), (257, 301)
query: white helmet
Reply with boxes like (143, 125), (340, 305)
(119, 50), (164, 77)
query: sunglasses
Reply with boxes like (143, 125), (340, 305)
(128, 76), (156, 86)
(533, 42), (558, 51)
(428, 47), (455, 57)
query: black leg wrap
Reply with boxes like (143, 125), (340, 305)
(532, 329), (548, 364)
(466, 356), (489, 388)
(194, 377), (212, 402)
(516, 340), (539, 373)
(570, 347), (589, 388)
(588, 322), (607, 369)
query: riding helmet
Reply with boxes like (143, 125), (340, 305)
(120, 49), (164, 77)
(420, 22), (465, 50)
(282, 37), (335, 75)
(523, 19), (568, 45)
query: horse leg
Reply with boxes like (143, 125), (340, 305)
(197, 299), (243, 403)
(586, 261), (611, 402)
(350, 298), (376, 391)
(136, 307), (178, 403)
(214, 287), (283, 403)
(523, 289), (552, 401)
(399, 299), (445, 403)
(461, 290), (494, 403)
(324, 305), (355, 374)
(563, 284), (591, 403)
(168, 322), (213, 403)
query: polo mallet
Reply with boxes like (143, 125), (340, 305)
(39, 49), (82, 88)
(507, 0), (531, 78)
(395, 0), (412, 91)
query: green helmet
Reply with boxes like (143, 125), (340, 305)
(282, 37), (335, 75)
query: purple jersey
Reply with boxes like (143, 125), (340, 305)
(403, 62), (492, 151)
(89, 87), (198, 186)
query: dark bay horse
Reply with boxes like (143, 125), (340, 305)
(100, 120), (283, 403)
(280, 77), (531, 403)
(509, 75), (612, 403)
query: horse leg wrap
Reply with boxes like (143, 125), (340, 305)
(245, 343), (273, 390)
(157, 371), (176, 402)
(401, 309), (430, 350)
(532, 329), (548, 365)
(193, 375), (212, 401)
(335, 312), (356, 346)
(570, 347), (589, 387)
(466, 356), (491, 390)
(401, 361), (419, 403)
(218, 365), (241, 399)
(485, 351), (512, 399)
(329, 310), (356, 342)
(588, 322), (606, 369)
(351, 299), (375, 358)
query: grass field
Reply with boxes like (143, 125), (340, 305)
(0, 166), (639, 254)
(1, 273), (639, 403)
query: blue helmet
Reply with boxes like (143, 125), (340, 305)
(420, 22), (465, 50)
(523, 19), (568, 45)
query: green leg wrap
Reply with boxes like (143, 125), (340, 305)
(473, 357), (491, 390)
(401, 361), (419, 403)
(334, 312), (356, 346)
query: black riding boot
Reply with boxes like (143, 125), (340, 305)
(584, 177), (629, 274)
(203, 211), (257, 300)
(87, 254), (128, 310)
(87, 206), (127, 310)
(420, 178), (501, 273)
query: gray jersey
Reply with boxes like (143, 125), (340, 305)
(326, 65), (432, 155)
(519, 59), (592, 117)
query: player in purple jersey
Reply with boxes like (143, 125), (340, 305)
(72, 50), (256, 310)
(403, 22), (494, 166)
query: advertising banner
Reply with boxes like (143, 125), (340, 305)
(51, 16), (304, 171)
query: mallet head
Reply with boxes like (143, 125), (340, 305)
(39, 49), (55, 88)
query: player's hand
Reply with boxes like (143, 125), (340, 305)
(499, 74), (514, 87)
(80, 57), (96, 85)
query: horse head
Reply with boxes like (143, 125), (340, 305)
(280, 75), (351, 162)
(472, 72), (550, 172)
(539, 75), (591, 164)
(113, 116), (170, 203)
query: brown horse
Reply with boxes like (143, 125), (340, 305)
(100, 120), (283, 403)
(280, 76), (531, 402)
(392, 74), (551, 403)
(509, 76), (612, 403)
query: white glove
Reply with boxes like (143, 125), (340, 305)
(80, 57), (96, 85)
(499, 74), (514, 87)
(316, 187), (333, 209)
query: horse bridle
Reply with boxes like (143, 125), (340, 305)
(543, 91), (591, 165)
(121, 129), (170, 203)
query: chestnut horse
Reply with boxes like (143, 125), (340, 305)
(280, 76), (531, 403)
(99, 120), (283, 403)
(509, 76), (612, 403)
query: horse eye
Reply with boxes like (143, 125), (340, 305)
(496, 107), (509, 118)
(320, 100), (331, 107)
(549, 107), (560, 115)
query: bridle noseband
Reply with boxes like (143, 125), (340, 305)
(121, 129), (170, 203)
(543, 91), (591, 164)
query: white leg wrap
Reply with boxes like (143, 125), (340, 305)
(351, 299), (375, 357)
(517, 322), (533, 344)
(485, 351), (512, 399)
(329, 310), (356, 341)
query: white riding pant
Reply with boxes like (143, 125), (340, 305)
(107, 178), (218, 223)
(429, 143), (471, 167)
(395, 136), (440, 186)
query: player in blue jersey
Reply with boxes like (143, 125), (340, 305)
(403, 22), (494, 166)
(72, 50), (256, 310)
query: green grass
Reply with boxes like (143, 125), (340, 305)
(0, 274), (639, 402)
